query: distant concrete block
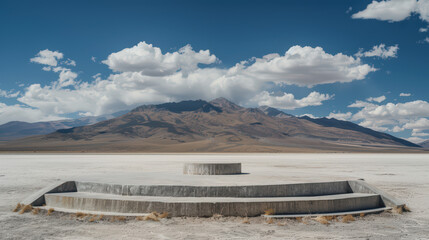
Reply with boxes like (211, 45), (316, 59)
(183, 163), (241, 175)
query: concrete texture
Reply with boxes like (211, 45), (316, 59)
(348, 180), (405, 208)
(74, 180), (352, 198)
(183, 163), (241, 175)
(44, 192), (382, 217)
(22, 179), (398, 217)
(265, 206), (392, 218)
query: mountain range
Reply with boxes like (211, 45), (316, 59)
(0, 98), (426, 153)
(0, 110), (128, 141)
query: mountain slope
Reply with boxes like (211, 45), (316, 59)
(0, 98), (424, 152)
(0, 110), (129, 141)
(419, 140), (429, 148)
(299, 116), (420, 148)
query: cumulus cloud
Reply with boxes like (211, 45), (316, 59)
(366, 95), (386, 103)
(327, 111), (353, 121)
(0, 103), (64, 125)
(352, 0), (429, 23)
(1, 42), (376, 123)
(355, 44), (399, 59)
(400, 93), (411, 96)
(103, 42), (218, 77)
(251, 91), (333, 110)
(420, 27), (428, 32)
(348, 99), (429, 134)
(407, 136), (427, 143)
(30, 49), (64, 66)
(0, 89), (20, 98)
(239, 46), (376, 87)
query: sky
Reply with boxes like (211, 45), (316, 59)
(1, 0), (429, 143)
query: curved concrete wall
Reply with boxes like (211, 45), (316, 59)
(75, 181), (352, 198)
(183, 163), (241, 175)
(45, 192), (382, 217)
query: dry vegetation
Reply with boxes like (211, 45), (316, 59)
(19, 205), (32, 214)
(264, 209), (275, 215)
(47, 208), (54, 216)
(341, 215), (355, 223)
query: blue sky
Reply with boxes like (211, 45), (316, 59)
(1, 0), (429, 143)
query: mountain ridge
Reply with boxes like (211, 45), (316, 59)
(0, 99), (424, 152)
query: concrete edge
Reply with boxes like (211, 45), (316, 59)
(348, 180), (405, 208)
(22, 181), (77, 206)
(264, 207), (392, 218)
(37, 206), (150, 217)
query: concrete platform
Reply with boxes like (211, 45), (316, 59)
(44, 192), (381, 217)
(22, 179), (404, 217)
(183, 163), (241, 175)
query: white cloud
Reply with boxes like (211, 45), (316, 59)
(0, 89), (20, 98)
(403, 118), (429, 131)
(400, 93), (411, 97)
(420, 27), (428, 32)
(327, 111), (352, 121)
(63, 58), (76, 66)
(251, 91), (333, 110)
(91, 56), (96, 62)
(30, 49), (63, 66)
(352, 0), (429, 23)
(355, 44), (399, 59)
(300, 113), (317, 119)
(0, 103), (64, 125)
(407, 136), (427, 143)
(237, 45), (376, 87)
(52, 67), (78, 88)
(366, 95), (386, 103)
(103, 42), (218, 77)
(349, 99), (429, 134)
(1, 42), (376, 123)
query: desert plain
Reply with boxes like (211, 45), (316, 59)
(1, 153), (428, 239)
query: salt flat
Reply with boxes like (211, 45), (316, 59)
(1, 154), (428, 239)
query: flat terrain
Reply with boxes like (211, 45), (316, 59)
(1, 154), (428, 239)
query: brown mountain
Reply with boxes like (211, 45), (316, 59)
(0, 110), (129, 141)
(0, 98), (425, 153)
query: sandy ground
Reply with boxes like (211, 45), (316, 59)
(1, 153), (429, 239)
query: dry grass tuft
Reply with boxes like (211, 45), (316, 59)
(13, 203), (22, 212)
(264, 208), (275, 215)
(266, 218), (274, 224)
(115, 216), (126, 221)
(136, 216), (145, 221)
(76, 212), (87, 218)
(47, 208), (55, 216)
(403, 205), (411, 212)
(98, 214), (104, 221)
(341, 214), (355, 223)
(360, 213), (365, 217)
(393, 206), (403, 214)
(32, 208), (40, 215)
(144, 212), (159, 221)
(277, 221), (286, 226)
(313, 216), (329, 225)
(19, 205), (32, 214)
(88, 215), (97, 222)
(158, 212), (169, 219)
(242, 217), (250, 224)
